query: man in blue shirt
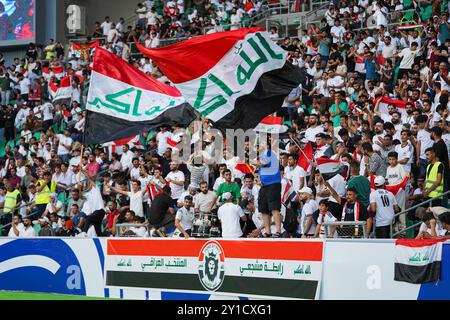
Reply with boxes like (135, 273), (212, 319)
(254, 139), (282, 237)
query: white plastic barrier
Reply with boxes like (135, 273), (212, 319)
(0, 238), (448, 300)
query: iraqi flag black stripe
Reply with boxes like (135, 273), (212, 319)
(394, 261), (441, 284)
(211, 62), (307, 132)
(84, 47), (196, 145)
(137, 29), (309, 131)
(106, 271), (318, 299)
(84, 103), (196, 145)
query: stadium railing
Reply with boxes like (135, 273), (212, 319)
(390, 190), (450, 239)
(323, 221), (368, 239)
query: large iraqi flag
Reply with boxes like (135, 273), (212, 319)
(137, 28), (307, 131)
(84, 47), (197, 144)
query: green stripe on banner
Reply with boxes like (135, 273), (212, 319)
(106, 271), (318, 299)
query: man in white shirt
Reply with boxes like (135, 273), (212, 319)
(284, 153), (307, 192)
(18, 216), (36, 237)
(175, 195), (195, 237)
(195, 181), (217, 213)
(304, 114), (324, 142)
(370, 176), (400, 238)
(56, 129), (73, 163)
(298, 187), (317, 237)
(100, 16), (113, 36)
(217, 192), (247, 238)
(330, 19), (345, 44)
(18, 74), (30, 101)
(395, 130), (414, 174)
(120, 144), (134, 172)
(41, 99), (54, 129)
(111, 180), (146, 218)
(165, 162), (185, 201)
(396, 42), (420, 76)
(107, 23), (120, 43)
(156, 126), (171, 156)
(146, 7), (158, 27)
(416, 114), (434, 177)
(8, 215), (24, 237)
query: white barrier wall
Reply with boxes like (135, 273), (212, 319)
(0, 238), (448, 300)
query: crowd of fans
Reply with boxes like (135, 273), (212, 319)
(1, 0), (450, 239)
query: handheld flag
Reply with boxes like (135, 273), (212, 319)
(316, 157), (344, 180)
(137, 28), (307, 131)
(84, 47), (196, 144)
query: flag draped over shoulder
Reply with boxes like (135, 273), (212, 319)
(394, 238), (445, 284)
(316, 157), (344, 180)
(84, 47), (197, 145)
(136, 28), (307, 131)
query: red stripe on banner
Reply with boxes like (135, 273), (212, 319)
(92, 47), (183, 97)
(108, 239), (207, 257)
(259, 116), (282, 125)
(108, 239), (323, 260)
(396, 238), (446, 248)
(374, 96), (408, 109)
(136, 27), (264, 84)
(316, 157), (339, 165)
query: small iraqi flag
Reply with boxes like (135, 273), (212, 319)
(316, 157), (344, 180)
(136, 28), (308, 131)
(84, 47), (196, 144)
(394, 238), (445, 284)
(254, 115), (288, 134)
(49, 74), (83, 105)
(51, 65), (65, 79)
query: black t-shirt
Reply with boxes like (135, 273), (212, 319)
(341, 200), (368, 221)
(433, 140), (449, 171)
(149, 193), (175, 225)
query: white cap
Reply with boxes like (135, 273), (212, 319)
(374, 176), (386, 186)
(222, 192), (232, 201)
(38, 216), (50, 224)
(50, 193), (57, 198)
(299, 187), (313, 195)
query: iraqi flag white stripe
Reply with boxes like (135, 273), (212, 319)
(87, 71), (186, 122)
(173, 31), (287, 122)
(395, 240), (443, 266)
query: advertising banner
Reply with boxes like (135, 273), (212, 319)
(105, 239), (324, 300)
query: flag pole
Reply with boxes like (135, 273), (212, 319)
(290, 137), (313, 162)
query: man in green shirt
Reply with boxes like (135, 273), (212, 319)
(209, 169), (241, 211)
(346, 161), (370, 208)
(330, 91), (349, 127)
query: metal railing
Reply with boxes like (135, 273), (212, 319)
(390, 189), (450, 238)
(115, 223), (150, 237)
(323, 221), (368, 239)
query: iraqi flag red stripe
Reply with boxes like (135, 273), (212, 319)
(136, 27), (265, 84)
(259, 115), (282, 125)
(92, 47), (182, 97)
(396, 238), (446, 248)
(107, 239), (323, 261)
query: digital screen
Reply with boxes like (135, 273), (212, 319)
(0, 0), (35, 46)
